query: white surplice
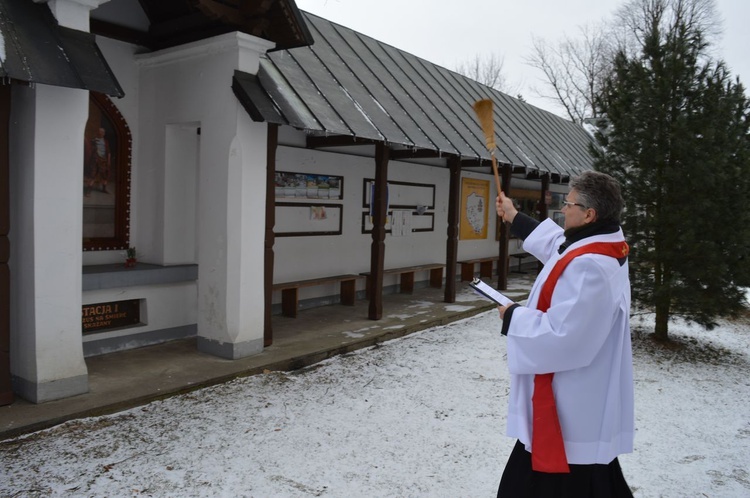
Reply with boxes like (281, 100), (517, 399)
(504, 218), (635, 465)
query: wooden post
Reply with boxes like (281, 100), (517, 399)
(444, 157), (461, 303)
(540, 173), (550, 221)
(0, 83), (12, 405)
(368, 143), (389, 320)
(263, 124), (278, 346)
(538, 173), (550, 274)
(496, 164), (513, 290)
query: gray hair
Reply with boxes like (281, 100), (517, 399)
(569, 171), (624, 223)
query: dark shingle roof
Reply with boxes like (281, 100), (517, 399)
(0, 0), (123, 97)
(236, 11), (597, 182)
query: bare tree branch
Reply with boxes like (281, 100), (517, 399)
(525, 22), (612, 123)
(524, 0), (721, 124)
(454, 53), (519, 94)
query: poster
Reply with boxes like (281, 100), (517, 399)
(460, 178), (490, 240)
(275, 172), (342, 200)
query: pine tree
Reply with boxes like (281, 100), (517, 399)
(592, 0), (750, 341)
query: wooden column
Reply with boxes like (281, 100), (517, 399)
(0, 84), (12, 405)
(263, 124), (278, 346)
(444, 157), (461, 303)
(496, 164), (513, 290)
(539, 173), (550, 221)
(368, 143), (389, 320)
(538, 173), (550, 274)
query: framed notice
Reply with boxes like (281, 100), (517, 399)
(82, 299), (141, 333)
(275, 202), (343, 237)
(460, 178), (490, 240)
(275, 171), (343, 200)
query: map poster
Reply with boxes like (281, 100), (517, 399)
(459, 178), (490, 240)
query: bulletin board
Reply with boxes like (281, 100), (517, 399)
(275, 171), (343, 200)
(362, 179), (435, 209)
(275, 202), (343, 237)
(361, 179), (436, 234)
(459, 178), (490, 240)
(361, 211), (435, 234)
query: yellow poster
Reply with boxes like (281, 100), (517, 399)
(460, 178), (490, 240)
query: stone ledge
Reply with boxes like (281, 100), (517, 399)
(82, 263), (198, 291)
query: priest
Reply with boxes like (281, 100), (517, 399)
(494, 171), (635, 497)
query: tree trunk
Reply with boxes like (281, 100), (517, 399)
(653, 256), (671, 342)
(654, 296), (670, 341)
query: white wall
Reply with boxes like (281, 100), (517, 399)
(271, 142), (514, 304)
(272, 146), (449, 278)
(270, 131), (572, 307)
(82, 32), (570, 353)
(136, 32), (273, 357)
(82, 282), (197, 347)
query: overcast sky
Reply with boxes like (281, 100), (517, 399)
(294, 0), (749, 117)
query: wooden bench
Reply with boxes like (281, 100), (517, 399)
(272, 274), (363, 318)
(458, 256), (499, 281)
(510, 252), (533, 273)
(360, 263), (444, 297)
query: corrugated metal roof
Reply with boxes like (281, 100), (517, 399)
(236, 11), (596, 181)
(0, 0), (123, 97)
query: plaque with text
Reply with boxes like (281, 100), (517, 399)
(82, 299), (141, 333)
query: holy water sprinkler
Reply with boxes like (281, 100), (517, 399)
(472, 98), (503, 195)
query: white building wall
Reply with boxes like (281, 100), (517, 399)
(272, 141), (510, 305)
(136, 33), (273, 359)
(82, 282), (197, 356)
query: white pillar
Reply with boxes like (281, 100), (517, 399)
(38, 0), (109, 31)
(8, 0), (106, 402)
(196, 116), (268, 359)
(9, 84), (90, 402)
(136, 32), (274, 359)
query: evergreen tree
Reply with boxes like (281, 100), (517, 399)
(592, 0), (750, 341)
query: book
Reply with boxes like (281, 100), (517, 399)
(469, 278), (513, 306)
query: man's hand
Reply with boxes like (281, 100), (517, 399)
(496, 191), (518, 224)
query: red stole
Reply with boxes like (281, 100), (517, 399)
(531, 241), (629, 473)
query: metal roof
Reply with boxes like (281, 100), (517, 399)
(235, 11), (598, 182)
(0, 0), (123, 97)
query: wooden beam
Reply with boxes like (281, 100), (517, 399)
(538, 173), (550, 274)
(0, 84), (12, 406)
(195, 0), (238, 22)
(389, 149), (447, 160)
(497, 164), (513, 290)
(368, 143), (390, 320)
(444, 156), (461, 303)
(306, 135), (378, 149)
(307, 135), (383, 149)
(148, 12), (209, 38)
(196, 0), (275, 21)
(263, 124), (279, 347)
(90, 19), (154, 49)
(540, 173), (550, 221)
(459, 159), (525, 176)
(525, 169), (541, 180)
(240, 0), (275, 17)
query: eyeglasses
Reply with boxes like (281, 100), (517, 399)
(562, 200), (587, 209)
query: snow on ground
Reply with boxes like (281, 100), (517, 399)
(1, 310), (749, 497)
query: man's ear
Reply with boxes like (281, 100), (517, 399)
(585, 208), (598, 223)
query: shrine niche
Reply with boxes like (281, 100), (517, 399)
(83, 93), (131, 251)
